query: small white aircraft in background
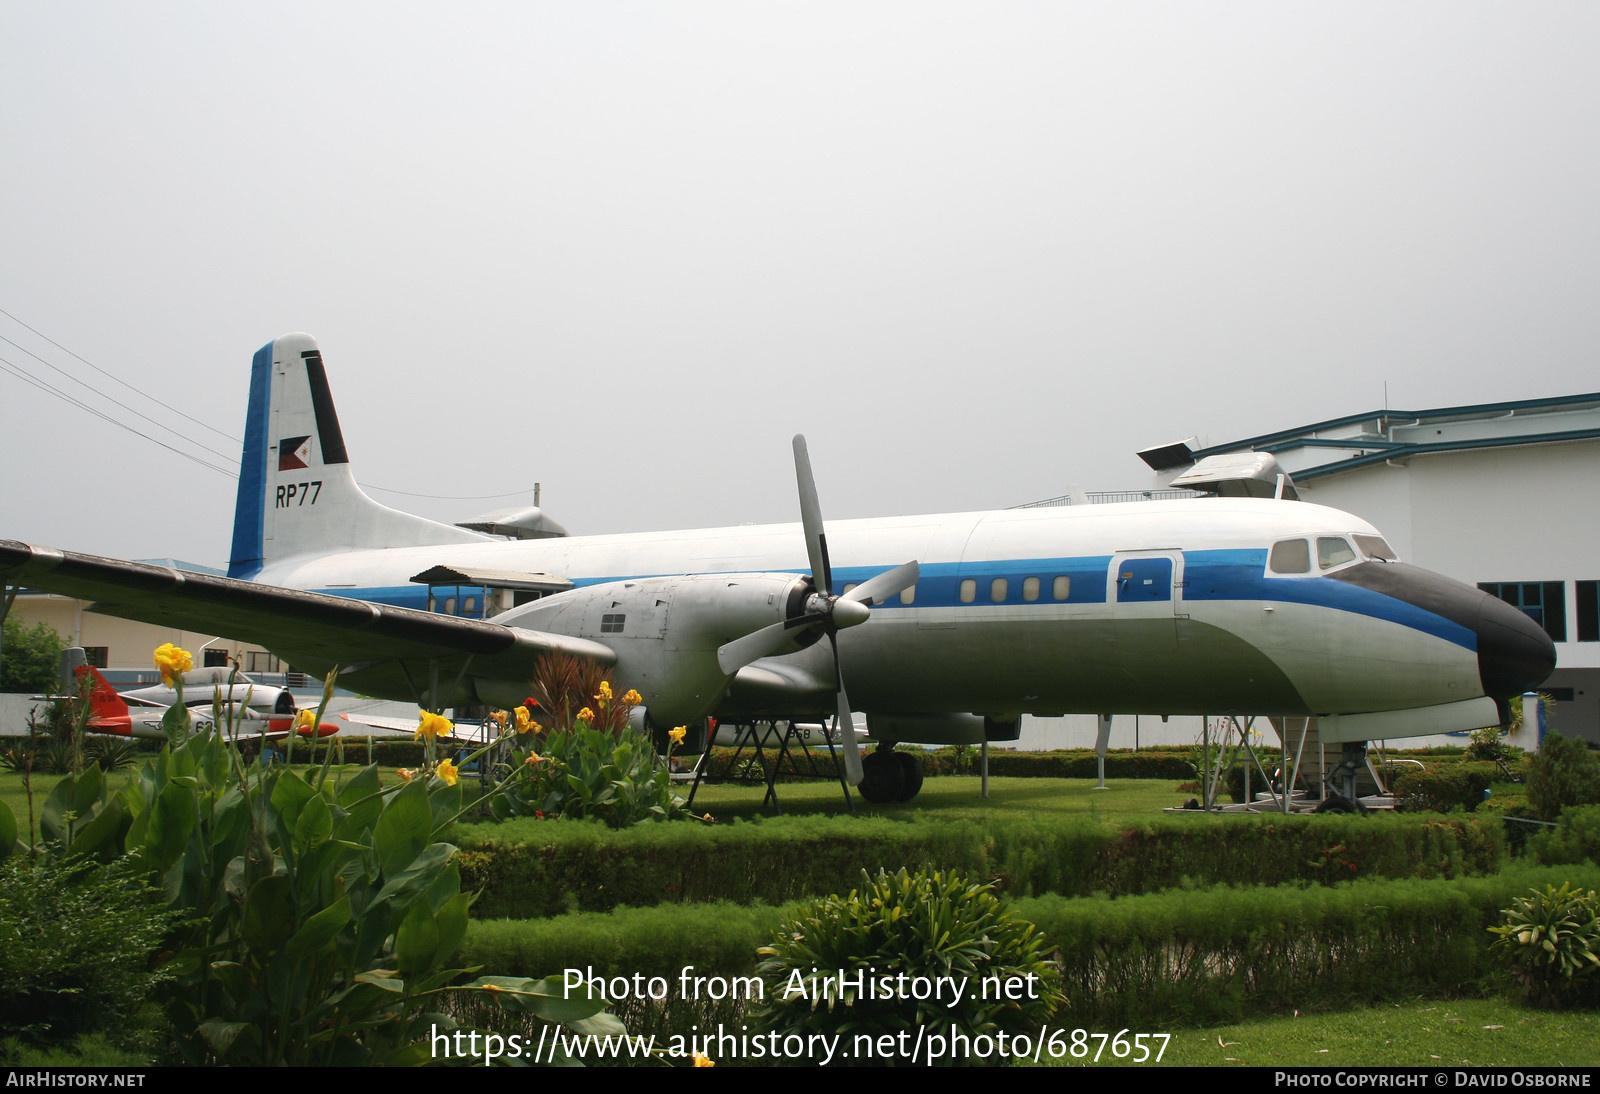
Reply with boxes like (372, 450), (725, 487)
(0, 333), (1555, 804)
(47, 650), (339, 741)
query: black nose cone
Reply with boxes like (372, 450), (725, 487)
(1477, 593), (1557, 699)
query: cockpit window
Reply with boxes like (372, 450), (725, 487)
(1317, 536), (1357, 569)
(1353, 534), (1397, 561)
(1269, 538), (1311, 574)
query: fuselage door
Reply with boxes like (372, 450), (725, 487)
(1109, 550), (1182, 653)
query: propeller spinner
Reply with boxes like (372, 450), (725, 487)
(715, 435), (919, 784)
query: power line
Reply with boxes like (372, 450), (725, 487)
(0, 353), (236, 478)
(0, 306), (240, 444)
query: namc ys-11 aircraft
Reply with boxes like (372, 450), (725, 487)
(0, 333), (1555, 804)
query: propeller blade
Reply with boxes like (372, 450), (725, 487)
(715, 612), (825, 675)
(829, 632), (863, 784)
(793, 435), (832, 596)
(841, 560), (920, 607)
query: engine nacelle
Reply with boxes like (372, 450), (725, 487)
(486, 572), (815, 726)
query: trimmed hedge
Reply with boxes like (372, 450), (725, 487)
(697, 746), (1201, 783)
(1392, 763), (1500, 812)
(458, 864), (1600, 1030)
(454, 811), (1504, 917)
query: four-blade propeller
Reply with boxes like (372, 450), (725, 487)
(715, 435), (919, 784)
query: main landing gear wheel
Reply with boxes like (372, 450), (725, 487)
(858, 749), (905, 804)
(1314, 793), (1368, 816)
(858, 749), (924, 804)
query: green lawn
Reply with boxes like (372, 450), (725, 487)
(1038, 999), (1599, 1068)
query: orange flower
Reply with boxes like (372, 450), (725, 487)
(576, 707), (595, 724)
(693, 1053), (714, 1067)
(396, 768), (415, 783)
(622, 689), (642, 706)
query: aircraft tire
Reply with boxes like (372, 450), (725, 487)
(1313, 793), (1367, 816)
(894, 751), (924, 802)
(858, 750), (906, 804)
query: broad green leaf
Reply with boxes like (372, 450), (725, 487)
(372, 780), (431, 875)
(241, 873), (296, 956)
(66, 796), (127, 861)
(270, 770), (316, 834)
(395, 898), (440, 974)
(285, 894), (351, 964)
(294, 791), (333, 855)
(40, 766), (103, 846)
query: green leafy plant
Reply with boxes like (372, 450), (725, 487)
(490, 653), (691, 827)
(0, 856), (174, 1052)
(1488, 882), (1600, 1007)
(141, 666), (623, 1064)
(752, 867), (1064, 1065)
(1526, 732), (1600, 822)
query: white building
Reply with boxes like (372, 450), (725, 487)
(1157, 392), (1600, 746)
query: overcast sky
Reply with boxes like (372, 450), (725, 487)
(4, 2), (1598, 566)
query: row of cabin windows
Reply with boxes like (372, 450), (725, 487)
(840, 576), (1073, 605)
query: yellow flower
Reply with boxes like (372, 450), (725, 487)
(293, 709), (317, 735)
(514, 707), (532, 733)
(622, 689), (642, 706)
(597, 681), (613, 702)
(396, 768), (415, 783)
(576, 707), (595, 724)
(415, 710), (453, 741)
(692, 1053), (714, 1067)
(435, 758), (459, 787)
(668, 726), (687, 745)
(153, 643), (194, 687)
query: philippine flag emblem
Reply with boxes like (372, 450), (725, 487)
(279, 436), (312, 471)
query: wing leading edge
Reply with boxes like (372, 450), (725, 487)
(0, 540), (615, 708)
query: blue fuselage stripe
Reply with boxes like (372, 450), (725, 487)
(318, 548), (1476, 651)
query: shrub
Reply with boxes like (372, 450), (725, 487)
(752, 867), (1063, 1065)
(1526, 732), (1600, 822)
(1529, 805), (1600, 867)
(491, 725), (689, 827)
(1488, 882), (1600, 1007)
(1392, 765), (1498, 812)
(0, 857), (174, 1051)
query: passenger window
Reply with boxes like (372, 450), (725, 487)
(991, 578), (1008, 602)
(959, 579), (976, 603)
(1318, 537), (1357, 569)
(1270, 539), (1311, 574)
(1052, 576), (1070, 600)
(842, 583), (857, 595)
(899, 585), (915, 606)
(1022, 576), (1040, 602)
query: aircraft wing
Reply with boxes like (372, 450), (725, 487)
(0, 541), (615, 706)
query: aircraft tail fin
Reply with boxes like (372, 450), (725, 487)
(75, 663), (133, 735)
(229, 334), (481, 578)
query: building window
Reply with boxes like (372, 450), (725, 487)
(1479, 581), (1567, 643)
(1578, 581), (1599, 642)
(83, 646), (108, 669)
(203, 648), (231, 668)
